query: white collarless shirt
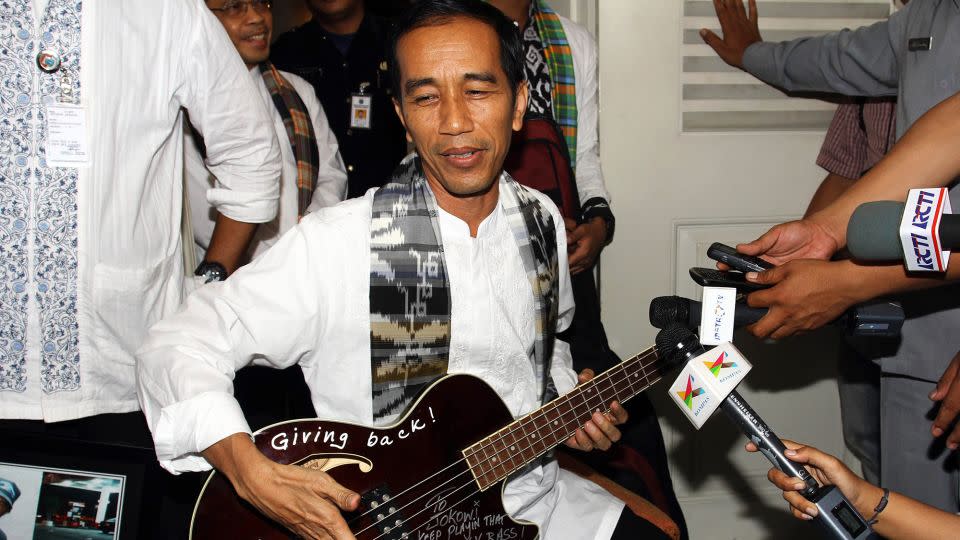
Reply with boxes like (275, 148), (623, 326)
(1, 0), (281, 421)
(138, 180), (622, 539)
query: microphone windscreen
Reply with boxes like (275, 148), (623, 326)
(847, 201), (905, 261)
(649, 296), (688, 329)
(655, 323), (694, 363)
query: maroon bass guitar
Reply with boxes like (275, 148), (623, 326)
(190, 346), (668, 539)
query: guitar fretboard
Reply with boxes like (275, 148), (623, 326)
(462, 347), (662, 490)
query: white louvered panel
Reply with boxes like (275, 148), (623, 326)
(682, 0), (892, 132)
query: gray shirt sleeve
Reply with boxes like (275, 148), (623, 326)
(741, 5), (911, 97)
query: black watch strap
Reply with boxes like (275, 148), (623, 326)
(194, 261), (227, 283)
(581, 197), (615, 244)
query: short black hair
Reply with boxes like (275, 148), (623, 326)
(389, 0), (525, 101)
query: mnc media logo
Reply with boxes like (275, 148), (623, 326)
(704, 350), (738, 377)
(676, 375), (705, 410)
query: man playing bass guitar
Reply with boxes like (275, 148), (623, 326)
(137, 1), (666, 538)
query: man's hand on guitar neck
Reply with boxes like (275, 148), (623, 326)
(564, 369), (629, 452)
(202, 433), (361, 540)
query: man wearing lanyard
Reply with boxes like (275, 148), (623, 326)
(0, 0), (281, 536)
(272, 0), (409, 198)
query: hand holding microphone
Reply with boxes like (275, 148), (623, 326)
(656, 325), (878, 539)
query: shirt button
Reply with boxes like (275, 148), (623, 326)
(347, 165), (355, 172)
(346, 128), (353, 136)
(342, 61), (348, 68)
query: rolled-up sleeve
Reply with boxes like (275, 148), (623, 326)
(742, 6), (908, 98)
(176, 2), (281, 223)
(136, 220), (328, 473)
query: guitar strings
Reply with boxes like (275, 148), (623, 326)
(352, 350), (663, 538)
(348, 349), (656, 529)
(353, 350), (662, 538)
(366, 354), (663, 540)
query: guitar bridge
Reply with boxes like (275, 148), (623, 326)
(358, 486), (409, 540)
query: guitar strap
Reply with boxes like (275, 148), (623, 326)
(369, 155), (560, 423)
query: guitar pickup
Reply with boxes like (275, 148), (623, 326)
(358, 486), (409, 540)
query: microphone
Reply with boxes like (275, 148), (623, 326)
(649, 296), (904, 337)
(847, 189), (955, 271)
(656, 324), (878, 539)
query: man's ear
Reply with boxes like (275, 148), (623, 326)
(392, 97), (414, 143)
(512, 82), (528, 131)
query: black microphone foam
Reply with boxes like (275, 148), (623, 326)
(649, 296), (691, 329)
(847, 201), (905, 261)
(654, 324), (704, 365)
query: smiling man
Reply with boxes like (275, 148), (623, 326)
(137, 1), (663, 539)
(192, 0), (347, 268)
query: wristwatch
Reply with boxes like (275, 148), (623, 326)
(194, 261), (227, 283)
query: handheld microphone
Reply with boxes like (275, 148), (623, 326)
(847, 189), (955, 271)
(649, 296), (904, 337)
(656, 325), (877, 540)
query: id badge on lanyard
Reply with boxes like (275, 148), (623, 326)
(350, 82), (373, 130)
(38, 48), (90, 166)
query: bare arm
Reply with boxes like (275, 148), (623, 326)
(741, 91), (960, 262)
(204, 213), (257, 275)
(753, 441), (960, 540)
(803, 173), (856, 218)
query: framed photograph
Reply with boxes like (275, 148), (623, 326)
(0, 462), (125, 539)
(0, 430), (149, 539)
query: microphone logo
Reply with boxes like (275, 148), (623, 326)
(676, 375), (705, 410)
(900, 188), (950, 272)
(704, 350), (738, 377)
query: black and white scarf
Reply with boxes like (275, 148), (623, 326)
(369, 156), (560, 422)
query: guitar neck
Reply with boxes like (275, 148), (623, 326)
(463, 347), (663, 490)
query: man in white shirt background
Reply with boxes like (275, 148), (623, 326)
(189, 0), (348, 265)
(0, 1), (281, 537)
(189, 0), (349, 431)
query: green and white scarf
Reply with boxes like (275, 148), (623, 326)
(531, 0), (578, 168)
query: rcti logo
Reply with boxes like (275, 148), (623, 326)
(704, 350), (738, 377)
(676, 375), (705, 410)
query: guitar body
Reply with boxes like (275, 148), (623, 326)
(191, 374), (539, 539)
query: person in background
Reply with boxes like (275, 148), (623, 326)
(0, 2), (281, 537)
(191, 0), (347, 263)
(188, 0), (349, 431)
(272, 0), (409, 198)
(701, 0), (960, 511)
(805, 98), (897, 488)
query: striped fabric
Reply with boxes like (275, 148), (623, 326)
(368, 156), (559, 422)
(259, 61), (319, 218)
(532, 0), (577, 168)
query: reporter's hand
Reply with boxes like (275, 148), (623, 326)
(699, 0), (762, 69)
(564, 369), (628, 451)
(565, 217), (607, 275)
(746, 439), (878, 521)
(737, 219), (842, 265)
(930, 350), (960, 450)
(743, 260), (861, 339)
(205, 434), (360, 539)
